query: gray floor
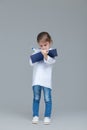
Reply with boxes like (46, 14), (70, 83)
(0, 108), (87, 130)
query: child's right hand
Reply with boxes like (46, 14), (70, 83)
(41, 50), (48, 60)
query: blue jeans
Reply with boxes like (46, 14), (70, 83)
(32, 85), (52, 117)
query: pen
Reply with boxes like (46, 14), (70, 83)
(32, 48), (36, 52)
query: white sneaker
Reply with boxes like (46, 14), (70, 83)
(32, 116), (39, 124)
(44, 117), (51, 125)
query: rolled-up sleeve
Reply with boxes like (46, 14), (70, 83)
(29, 58), (34, 66)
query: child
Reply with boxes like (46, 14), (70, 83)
(29, 32), (56, 124)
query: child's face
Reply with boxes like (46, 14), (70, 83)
(38, 41), (51, 50)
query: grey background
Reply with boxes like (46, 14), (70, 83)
(0, 0), (87, 130)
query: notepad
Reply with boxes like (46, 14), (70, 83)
(30, 49), (58, 63)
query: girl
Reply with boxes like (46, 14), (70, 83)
(30, 32), (56, 124)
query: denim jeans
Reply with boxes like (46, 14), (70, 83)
(32, 85), (52, 117)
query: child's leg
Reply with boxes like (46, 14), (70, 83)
(43, 87), (52, 117)
(32, 85), (41, 117)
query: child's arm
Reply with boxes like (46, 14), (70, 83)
(41, 50), (48, 60)
(30, 48), (57, 64)
(44, 56), (56, 64)
(41, 50), (56, 64)
(29, 58), (34, 66)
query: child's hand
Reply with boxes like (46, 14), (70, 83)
(41, 50), (48, 60)
(41, 50), (48, 54)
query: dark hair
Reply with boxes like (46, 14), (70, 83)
(37, 32), (52, 43)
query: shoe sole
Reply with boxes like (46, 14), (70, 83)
(44, 122), (50, 125)
(32, 121), (38, 124)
